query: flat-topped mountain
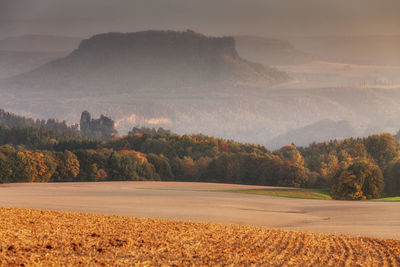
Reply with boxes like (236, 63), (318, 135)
(7, 30), (289, 95)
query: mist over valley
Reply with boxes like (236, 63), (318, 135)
(0, 30), (399, 148)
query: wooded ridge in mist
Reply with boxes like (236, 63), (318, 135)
(1, 30), (400, 147)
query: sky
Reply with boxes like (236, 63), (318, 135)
(0, 0), (400, 39)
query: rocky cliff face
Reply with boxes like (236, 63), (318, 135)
(80, 111), (117, 141)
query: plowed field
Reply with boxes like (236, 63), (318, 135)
(1, 207), (399, 266)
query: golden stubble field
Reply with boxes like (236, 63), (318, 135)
(0, 207), (399, 266)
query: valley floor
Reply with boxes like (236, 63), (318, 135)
(0, 181), (399, 239)
(0, 207), (399, 266)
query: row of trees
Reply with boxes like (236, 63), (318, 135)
(107, 131), (400, 199)
(0, 124), (399, 200)
(0, 145), (308, 190)
(0, 109), (79, 135)
(0, 126), (100, 151)
(0, 147), (80, 183)
(0, 146), (160, 183)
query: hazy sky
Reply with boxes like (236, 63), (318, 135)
(1, 0), (400, 38)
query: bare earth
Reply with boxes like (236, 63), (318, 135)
(2, 207), (400, 266)
(0, 181), (399, 239)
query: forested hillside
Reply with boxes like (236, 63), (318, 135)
(0, 112), (399, 200)
(0, 109), (79, 134)
(0, 109), (117, 141)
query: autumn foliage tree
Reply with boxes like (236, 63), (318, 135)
(0, 151), (12, 183)
(74, 149), (110, 181)
(383, 159), (400, 197)
(331, 159), (384, 200)
(11, 150), (56, 182)
(52, 151), (80, 182)
(146, 153), (173, 180)
(108, 150), (159, 181)
(363, 133), (398, 169)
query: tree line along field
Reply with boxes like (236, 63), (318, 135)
(219, 188), (400, 201)
(1, 124), (400, 200)
(1, 108), (400, 201)
(0, 207), (399, 266)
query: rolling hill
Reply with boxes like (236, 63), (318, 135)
(267, 119), (360, 149)
(0, 50), (67, 79)
(0, 35), (81, 79)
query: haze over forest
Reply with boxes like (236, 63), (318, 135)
(0, 0), (400, 148)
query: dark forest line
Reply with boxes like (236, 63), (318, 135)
(0, 109), (399, 200)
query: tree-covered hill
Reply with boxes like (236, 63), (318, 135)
(0, 113), (399, 200)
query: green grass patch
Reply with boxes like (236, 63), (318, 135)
(218, 188), (332, 200)
(370, 196), (400, 202)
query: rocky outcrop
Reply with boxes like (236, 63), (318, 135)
(80, 111), (117, 140)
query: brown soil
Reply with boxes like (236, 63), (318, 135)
(1, 207), (399, 266)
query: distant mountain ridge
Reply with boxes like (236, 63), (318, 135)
(7, 30), (289, 95)
(0, 50), (67, 79)
(291, 35), (400, 66)
(0, 35), (81, 79)
(267, 119), (360, 149)
(234, 35), (314, 66)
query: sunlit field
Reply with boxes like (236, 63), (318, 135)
(373, 196), (400, 202)
(218, 188), (332, 200)
(219, 188), (400, 202)
(1, 207), (399, 266)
